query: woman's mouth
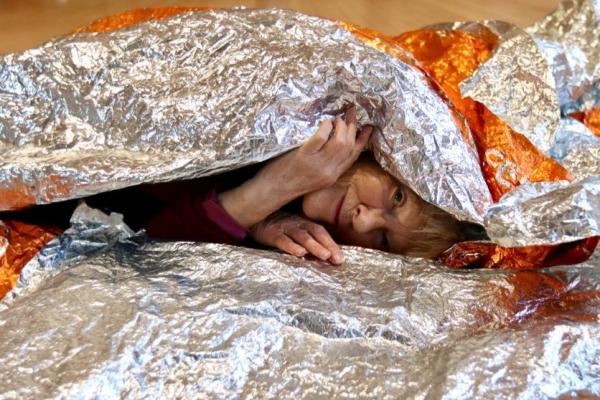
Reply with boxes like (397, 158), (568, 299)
(333, 190), (346, 227)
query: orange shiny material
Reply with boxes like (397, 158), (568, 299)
(340, 23), (414, 65)
(74, 7), (208, 34)
(0, 221), (59, 299)
(499, 271), (600, 324)
(571, 107), (600, 137)
(0, 181), (36, 211)
(0, 175), (74, 212)
(584, 108), (600, 136)
(440, 237), (599, 269)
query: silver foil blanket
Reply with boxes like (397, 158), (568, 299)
(526, 0), (600, 115)
(0, 7), (489, 225)
(0, 204), (599, 399)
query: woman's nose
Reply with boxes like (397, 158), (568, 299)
(352, 204), (386, 234)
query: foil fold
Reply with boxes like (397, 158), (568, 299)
(0, 8), (490, 224)
(459, 21), (560, 154)
(550, 118), (600, 180)
(526, 0), (600, 114)
(0, 205), (598, 398)
(484, 178), (600, 247)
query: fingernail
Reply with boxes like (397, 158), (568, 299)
(320, 251), (332, 260)
(332, 254), (344, 265)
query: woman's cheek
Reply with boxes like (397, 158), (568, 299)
(301, 192), (319, 220)
(302, 189), (332, 222)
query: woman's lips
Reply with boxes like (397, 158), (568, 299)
(333, 190), (346, 227)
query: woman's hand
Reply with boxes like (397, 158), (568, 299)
(257, 104), (373, 197)
(219, 103), (372, 228)
(251, 212), (344, 265)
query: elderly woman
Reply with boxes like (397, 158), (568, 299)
(144, 104), (465, 264)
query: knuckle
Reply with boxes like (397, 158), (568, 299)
(322, 172), (337, 186)
(312, 224), (327, 235)
(273, 233), (287, 243)
(297, 230), (312, 242)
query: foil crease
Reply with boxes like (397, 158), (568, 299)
(0, 8), (490, 224)
(485, 178), (600, 247)
(526, 0), (600, 114)
(550, 118), (600, 180)
(459, 21), (560, 154)
(426, 4), (600, 247)
(1, 204), (599, 399)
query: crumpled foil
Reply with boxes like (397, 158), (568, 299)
(0, 203), (599, 399)
(453, 0), (600, 186)
(550, 118), (600, 180)
(526, 0), (600, 114)
(0, 220), (57, 299)
(484, 178), (600, 247)
(396, 1), (599, 251)
(458, 21), (560, 155)
(0, 7), (490, 224)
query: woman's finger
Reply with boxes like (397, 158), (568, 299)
(272, 233), (308, 258)
(332, 115), (347, 142)
(344, 104), (358, 143)
(287, 229), (332, 261)
(353, 125), (373, 155)
(323, 116), (349, 154)
(305, 223), (344, 264)
(302, 119), (333, 153)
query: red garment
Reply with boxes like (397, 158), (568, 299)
(144, 188), (248, 245)
(1, 176), (251, 246)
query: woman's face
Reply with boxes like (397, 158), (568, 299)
(302, 158), (427, 253)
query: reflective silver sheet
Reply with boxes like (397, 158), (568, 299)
(526, 0), (600, 114)
(0, 204), (599, 399)
(0, 8), (489, 224)
(485, 178), (600, 246)
(459, 21), (560, 155)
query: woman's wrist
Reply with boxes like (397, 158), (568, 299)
(217, 171), (301, 228)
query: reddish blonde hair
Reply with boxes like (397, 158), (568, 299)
(398, 187), (466, 259)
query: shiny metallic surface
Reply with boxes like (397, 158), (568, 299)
(526, 0), (600, 114)
(485, 178), (600, 246)
(0, 8), (490, 223)
(459, 21), (560, 154)
(1, 203), (599, 399)
(550, 118), (600, 180)
(440, 0), (600, 246)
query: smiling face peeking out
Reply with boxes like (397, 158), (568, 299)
(302, 155), (465, 258)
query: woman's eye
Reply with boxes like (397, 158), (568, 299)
(392, 189), (404, 206)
